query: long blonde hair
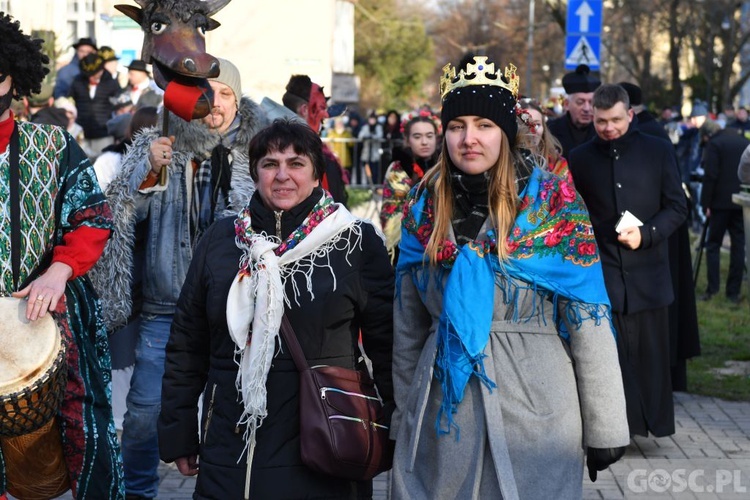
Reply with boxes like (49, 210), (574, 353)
(421, 130), (521, 265)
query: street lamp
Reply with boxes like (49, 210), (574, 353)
(526, 0), (535, 97)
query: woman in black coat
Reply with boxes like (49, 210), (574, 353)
(158, 120), (394, 499)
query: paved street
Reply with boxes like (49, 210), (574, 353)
(69, 392), (746, 499)
(47, 202), (750, 499)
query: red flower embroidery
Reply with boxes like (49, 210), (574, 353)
(578, 242), (597, 255)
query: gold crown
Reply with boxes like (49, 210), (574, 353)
(440, 56), (519, 100)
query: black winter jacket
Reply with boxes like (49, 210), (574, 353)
(69, 71), (121, 139)
(568, 125), (687, 314)
(700, 128), (749, 211)
(158, 189), (394, 499)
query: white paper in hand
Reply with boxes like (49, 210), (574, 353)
(615, 210), (643, 234)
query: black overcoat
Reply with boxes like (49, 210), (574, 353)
(69, 71), (122, 139)
(547, 112), (597, 158)
(701, 128), (750, 211)
(568, 125), (688, 314)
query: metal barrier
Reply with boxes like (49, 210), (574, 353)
(322, 136), (402, 188)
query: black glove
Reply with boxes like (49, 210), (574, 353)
(586, 446), (626, 482)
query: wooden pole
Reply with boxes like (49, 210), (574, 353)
(160, 108), (170, 186)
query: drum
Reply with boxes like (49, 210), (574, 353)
(0, 297), (69, 499)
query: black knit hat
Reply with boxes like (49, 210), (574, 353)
(440, 56), (518, 140)
(618, 82), (642, 106)
(562, 64), (600, 94)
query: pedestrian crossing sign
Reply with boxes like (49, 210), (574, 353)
(565, 35), (600, 69)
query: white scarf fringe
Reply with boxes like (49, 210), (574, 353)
(226, 202), (363, 462)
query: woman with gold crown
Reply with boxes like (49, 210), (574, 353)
(390, 55), (630, 498)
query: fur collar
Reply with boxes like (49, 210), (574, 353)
(168, 96), (267, 154)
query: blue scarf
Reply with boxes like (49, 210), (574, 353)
(397, 167), (613, 437)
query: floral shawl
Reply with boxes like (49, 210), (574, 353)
(397, 166), (612, 436)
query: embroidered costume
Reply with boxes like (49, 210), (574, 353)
(380, 159), (425, 253)
(0, 120), (123, 499)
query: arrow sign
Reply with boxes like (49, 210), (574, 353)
(576, 1), (594, 32)
(565, 0), (603, 70)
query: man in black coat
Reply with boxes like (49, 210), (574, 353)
(568, 84), (688, 438)
(699, 120), (748, 303)
(619, 82), (701, 392)
(547, 64), (600, 157)
(69, 52), (122, 159)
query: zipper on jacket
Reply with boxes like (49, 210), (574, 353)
(203, 383), (217, 444)
(274, 210), (283, 237)
(320, 387), (381, 402)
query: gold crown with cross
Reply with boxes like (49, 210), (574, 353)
(440, 56), (519, 100)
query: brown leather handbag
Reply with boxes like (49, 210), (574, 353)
(279, 315), (394, 481)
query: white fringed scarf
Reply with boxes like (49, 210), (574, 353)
(225, 194), (362, 495)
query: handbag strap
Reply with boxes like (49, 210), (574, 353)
(279, 314), (311, 373)
(9, 122), (21, 290)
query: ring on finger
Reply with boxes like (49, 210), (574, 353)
(36, 295), (44, 302)
(162, 151), (167, 160)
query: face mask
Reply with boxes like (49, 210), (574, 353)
(0, 91), (13, 117)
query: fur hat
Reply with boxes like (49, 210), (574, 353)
(209, 58), (242, 105)
(562, 64), (601, 94)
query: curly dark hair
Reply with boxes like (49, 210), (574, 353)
(0, 12), (50, 99)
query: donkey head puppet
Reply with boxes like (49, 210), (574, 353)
(115, 0), (232, 120)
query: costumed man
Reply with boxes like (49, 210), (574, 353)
(261, 74), (349, 205)
(568, 84), (688, 438)
(548, 64), (601, 158)
(91, 57), (266, 500)
(126, 60), (163, 108)
(53, 37), (97, 99)
(619, 81), (701, 391)
(68, 52), (122, 160)
(0, 13), (123, 499)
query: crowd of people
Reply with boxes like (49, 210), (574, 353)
(1, 8), (749, 500)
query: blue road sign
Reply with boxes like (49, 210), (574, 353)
(565, 0), (603, 70)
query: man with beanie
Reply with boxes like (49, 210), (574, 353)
(92, 57), (267, 500)
(699, 120), (747, 304)
(568, 84), (687, 439)
(548, 64), (601, 157)
(69, 52), (122, 159)
(619, 81), (671, 142)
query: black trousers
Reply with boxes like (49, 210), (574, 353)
(705, 208), (745, 297)
(613, 307), (675, 438)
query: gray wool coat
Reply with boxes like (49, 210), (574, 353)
(390, 229), (630, 499)
(90, 97), (267, 330)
